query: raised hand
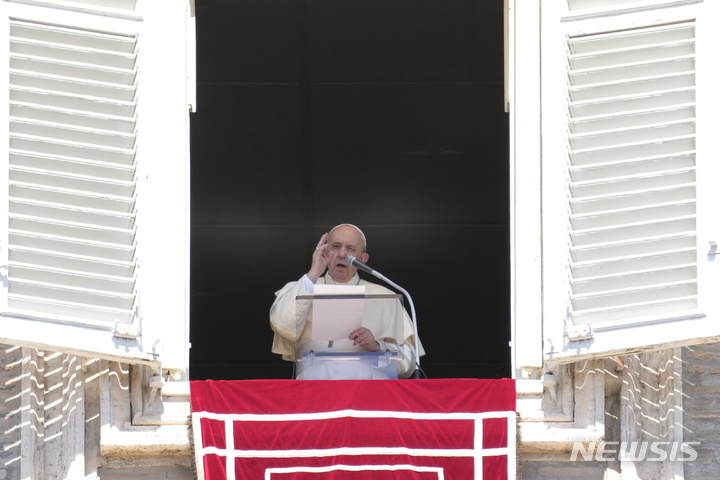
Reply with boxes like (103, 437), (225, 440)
(307, 232), (329, 282)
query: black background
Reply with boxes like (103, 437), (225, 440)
(189, 0), (510, 380)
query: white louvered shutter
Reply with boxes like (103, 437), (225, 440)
(566, 22), (698, 329)
(7, 19), (140, 328)
(541, 0), (720, 364)
(0, 1), (193, 373)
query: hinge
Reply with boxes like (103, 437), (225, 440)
(113, 321), (140, 339)
(566, 318), (594, 342)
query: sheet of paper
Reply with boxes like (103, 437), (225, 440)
(311, 284), (365, 341)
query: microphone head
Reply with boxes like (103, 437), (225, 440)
(344, 255), (374, 274)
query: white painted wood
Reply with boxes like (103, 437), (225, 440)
(530, 0), (720, 364)
(508, 0), (544, 384)
(0, 0), (192, 375)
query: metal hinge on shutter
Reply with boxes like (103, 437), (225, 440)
(566, 317), (594, 341)
(113, 317), (140, 339)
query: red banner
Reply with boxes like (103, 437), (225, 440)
(190, 379), (516, 480)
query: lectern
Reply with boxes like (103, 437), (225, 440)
(294, 292), (406, 379)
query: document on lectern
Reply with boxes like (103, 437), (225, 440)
(311, 284), (365, 342)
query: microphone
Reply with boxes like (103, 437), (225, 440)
(344, 255), (422, 379)
(346, 255), (376, 275)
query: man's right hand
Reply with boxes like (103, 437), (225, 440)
(307, 232), (329, 282)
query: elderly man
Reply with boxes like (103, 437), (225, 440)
(270, 224), (423, 379)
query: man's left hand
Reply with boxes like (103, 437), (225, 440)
(349, 328), (380, 351)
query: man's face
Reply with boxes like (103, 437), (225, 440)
(325, 225), (369, 283)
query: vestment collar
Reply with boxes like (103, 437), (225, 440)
(322, 273), (361, 286)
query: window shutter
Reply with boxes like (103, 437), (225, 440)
(565, 22), (699, 330)
(0, 1), (192, 371)
(7, 19), (140, 329)
(534, 0), (720, 365)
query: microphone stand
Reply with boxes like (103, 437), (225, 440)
(370, 270), (421, 379)
(348, 256), (421, 379)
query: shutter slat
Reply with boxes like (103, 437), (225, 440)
(570, 57), (695, 86)
(11, 87), (136, 117)
(571, 158), (694, 182)
(570, 193), (695, 218)
(10, 232), (134, 262)
(10, 21), (136, 53)
(10, 72), (136, 101)
(11, 167), (135, 197)
(10, 119), (135, 148)
(569, 23), (695, 52)
(11, 264), (134, 293)
(9, 281), (134, 309)
(572, 249), (696, 277)
(10, 103), (136, 133)
(571, 203), (695, 231)
(570, 89), (695, 117)
(570, 234), (696, 263)
(570, 120), (695, 149)
(570, 217), (695, 247)
(569, 74), (695, 103)
(572, 280), (696, 310)
(10, 247), (135, 278)
(570, 297), (698, 326)
(9, 200), (135, 230)
(570, 170), (694, 197)
(11, 184), (135, 213)
(10, 136), (135, 164)
(10, 39), (137, 69)
(9, 217), (135, 245)
(10, 56), (137, 85)
(7, 295), (134, 324)
(572, 264), (696, 294)
(569, 136), (695, 165)
(10, 152), (135, 181)
(569, 42), (695, 70)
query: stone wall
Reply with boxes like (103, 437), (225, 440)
(0, 344), (194, 480)
(521, 349), (685, 479)
(7, 340), (720, 479)
(0, 345), (23, 480)
(682, 342), (720, 479)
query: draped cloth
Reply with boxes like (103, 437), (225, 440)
(190, 379), (516, 480)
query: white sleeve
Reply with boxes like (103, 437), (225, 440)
(377, 339), (417, 379)
(269, 275), (313, 342)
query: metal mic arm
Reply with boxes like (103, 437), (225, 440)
(347, 256), (421, 379)
(372, 271), (421, 379)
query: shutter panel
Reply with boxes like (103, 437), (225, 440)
(1, 0), (193, 371)
(565, 22), (700, 329)
(532, 0), (720, 367)
(7, 19), (140, 328)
